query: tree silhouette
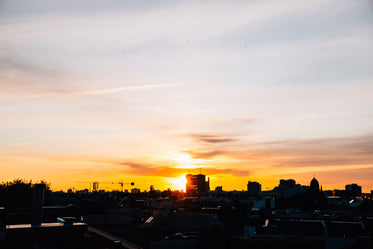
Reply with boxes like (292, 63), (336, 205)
(0, 179), (52, 208)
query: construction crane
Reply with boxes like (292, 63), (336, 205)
(118, 180), (135, 192)
(75, 180), (134, 192)
(100, 180), (134, 192)
(75, 181), (100, 192)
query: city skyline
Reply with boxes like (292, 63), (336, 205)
(72, 174), (367, 194)
(1, 0), (373, 192)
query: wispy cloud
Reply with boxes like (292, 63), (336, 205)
(189, 133), (239, 144)
(120, 161), (186, 178)
(6, 142), (34, 147)
(84, 83), (182, 95)
(212, 134), (373, 169)
(116, 160), (250, 177)
(267, 135), (373, 168)
(184, 149), (226, 159)
(178, 134), (373, 177)
(9, 83), (182, 99)
(205, 168), (250, 177)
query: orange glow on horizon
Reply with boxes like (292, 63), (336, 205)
(2, 150), (372, 193)
(16, 171), (373, 194)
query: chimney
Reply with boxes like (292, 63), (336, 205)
(31, 183), (45, 226)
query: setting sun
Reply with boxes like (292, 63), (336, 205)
(169, 175), (187, 192)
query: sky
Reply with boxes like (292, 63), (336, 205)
(1, 0), (373, 192)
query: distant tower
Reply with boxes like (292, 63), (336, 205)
(345, 184), (362, 197)
(186, 173), (210, 195)
(92, 182), (99, 192)
(310, 177), (320, 192)
(247, 181), (261, 194)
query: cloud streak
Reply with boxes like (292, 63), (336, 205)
(184, 150), (226, 159)
(9, 83), (183, 99)
(117, 161), (250, 178)
(208, 134), (373, 168)
(189, 133), (239, 144)
(85, 83), (182, 95)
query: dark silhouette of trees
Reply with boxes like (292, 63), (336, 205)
(0, 179), (33, 195)
(0, 179), (52, 208)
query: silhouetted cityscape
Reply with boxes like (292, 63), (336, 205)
(0, 175), (372, 248)
(2, 0), (373, 248)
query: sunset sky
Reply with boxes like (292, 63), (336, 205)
(1, 0), (373, 192)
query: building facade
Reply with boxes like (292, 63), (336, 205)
(186, 174), (210, 195)
(247, 181), (261, 194)
(345, 184), (362, 197)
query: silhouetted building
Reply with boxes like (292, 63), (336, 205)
(279, 179), (296, 188)
(92, 182), (99, 192)
(131, 188), (140, 194)
(247, 181), (261, 194)
(345, 184), (362, 197)
(1, 184), (88, 249)
(215, 186), (223, 192)
(186, 174), (210, 195)
(274, 179), (304, 198)
(310, 177), (320, 192)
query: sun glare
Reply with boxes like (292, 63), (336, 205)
(169, 175), (187, 192)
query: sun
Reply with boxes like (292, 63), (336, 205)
(169, 175), (187, 192)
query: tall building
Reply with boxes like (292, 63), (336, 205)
(274, 179), (303, 198)
(215, 186), (223, 192)
(92, 182), (99, 192)
(247, 181), (261, 194)
(310, 177), (320, 192)
(279, 179), (296, 188)
(345, 184), (362, 197)
(186, 174), (210, 195)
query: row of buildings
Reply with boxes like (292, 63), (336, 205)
(185, 173), (364, 198)
(1, 177), (371, 248)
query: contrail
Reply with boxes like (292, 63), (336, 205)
(9, 83), (183, 99)
(12, 93), (57, 99)
(85, 83), (183, 95)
